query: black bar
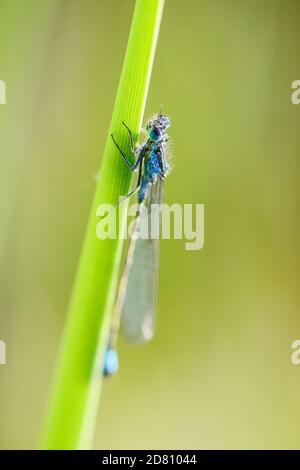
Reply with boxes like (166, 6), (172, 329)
(0, 450), (299, 466)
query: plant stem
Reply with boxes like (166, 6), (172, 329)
(42, 0), (165, 450)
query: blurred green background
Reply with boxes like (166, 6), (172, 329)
(1, 0), (300, 450)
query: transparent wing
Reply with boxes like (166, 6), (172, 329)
(120, 178), (164, 344)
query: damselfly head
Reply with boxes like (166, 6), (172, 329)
(146, 114), (171, 142)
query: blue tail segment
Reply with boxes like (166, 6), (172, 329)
(103, 348), (119, 376)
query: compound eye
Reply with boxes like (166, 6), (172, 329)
(160, 115), (170, 128)
(149, 126), (162, 141)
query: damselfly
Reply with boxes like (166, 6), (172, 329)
(103, 113), (171, 376)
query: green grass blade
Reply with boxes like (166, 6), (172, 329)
(42, 0), (165, 450)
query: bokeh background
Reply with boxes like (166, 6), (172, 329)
(1, 0), (300, 450)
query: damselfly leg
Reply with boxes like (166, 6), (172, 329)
(111, 123), (145, 209)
